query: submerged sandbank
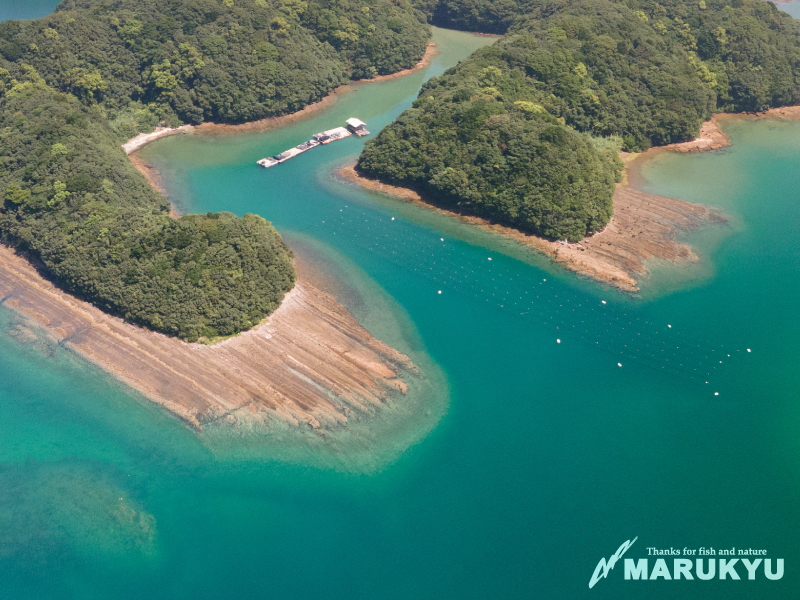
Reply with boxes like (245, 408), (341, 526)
(0, 244), (418, 431)
(337, 162), (726, 293)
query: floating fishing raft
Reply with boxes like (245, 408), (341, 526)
(257, 118), (370, 168)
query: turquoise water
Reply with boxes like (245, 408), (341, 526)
(0, 0), (62, 21)
(2, 26), (800, 599)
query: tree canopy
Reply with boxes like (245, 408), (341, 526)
(360, 0), (800, 241)
(1, 0), (430, 132)
(0, 0), (431, 341)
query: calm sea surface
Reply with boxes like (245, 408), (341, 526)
(1, 21), (799, 600)
(775, 1), (800, 18)
(0, 0), (62, 21)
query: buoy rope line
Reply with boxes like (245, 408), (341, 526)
(313, 205), (748, 390)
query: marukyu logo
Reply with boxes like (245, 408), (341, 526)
(589, 537), (638, 589)
(589, 538), (784, 588)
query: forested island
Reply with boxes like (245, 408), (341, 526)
(2, 0), (799, 342)
(359, 0), (800, 241)
(0, 0), (430, 341)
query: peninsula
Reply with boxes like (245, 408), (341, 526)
(0, 243), (417, 431)
(339, 156), (726, 293)
(0, 0), (431, 430)
(2, 0), (798, 428)
(354, 0), (800, 289)
(0, 0), (431, 341)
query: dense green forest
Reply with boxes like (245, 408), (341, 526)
(412, 0), (533, 33)
(0, 0), (430, 132)
(361, 0), (800, 241)
(0, 0), (431, 340)
(0, 68), (295, 340)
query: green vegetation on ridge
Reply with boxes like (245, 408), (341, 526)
(361, 0), (800, 241)
(0, 0), (430, 341)
(2, 0), (430, 128)
(412, 0), (535, 34)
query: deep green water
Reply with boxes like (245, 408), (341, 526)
(1, 24), (799, 599)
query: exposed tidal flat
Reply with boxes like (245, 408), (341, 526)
(3, 25), (800, 600)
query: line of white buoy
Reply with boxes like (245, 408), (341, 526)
(321, 205), (751, 388)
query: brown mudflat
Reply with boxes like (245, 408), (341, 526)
(0, 244), (417, 431)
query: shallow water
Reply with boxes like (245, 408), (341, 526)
(1, 25), (799, 600)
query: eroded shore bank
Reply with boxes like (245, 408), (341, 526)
(337, 160), (727, 293)
(0, 244), (418, 432)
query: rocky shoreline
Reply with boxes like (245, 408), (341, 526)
(336, 105), (800, 292)
(77, 39), (448, 431)
(337, 159), (727, 293)
(664, 117), (731, 153)
(0, 244), (418, 432)
(334, 107), (800, 292)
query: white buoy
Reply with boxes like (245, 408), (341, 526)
(488, 257), (492, 261)
(747, 348), (751, 352)
(617, 363), (622, 367)
(438, 290), (442, 295)
(391, 217), (395, 220)
(601, 300), (606, 304)
(668, 324), (672, 328)
(440, 238), (444, 241)
(556, 339), (561, 344)
(714, 392), (719, 396)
